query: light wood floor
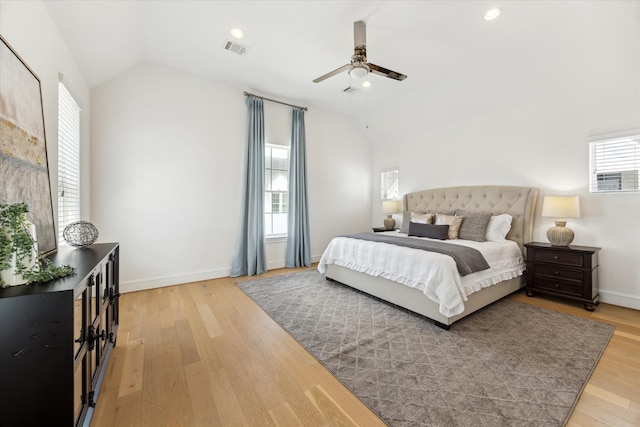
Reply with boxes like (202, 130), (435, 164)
(93, 267), (640, 426)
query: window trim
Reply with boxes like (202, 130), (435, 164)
(589, 131), (640, 194)
(265, 143), (290, 238)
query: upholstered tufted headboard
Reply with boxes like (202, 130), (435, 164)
(403, 185), (539, 254)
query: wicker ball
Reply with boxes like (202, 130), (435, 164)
(63, 221), (99, 247)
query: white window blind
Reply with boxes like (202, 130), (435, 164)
(589, 134), (640, 193)
(58, 82), (81, 244)
(381, 168), (399, 199)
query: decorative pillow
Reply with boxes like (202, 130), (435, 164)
(410, 212), (434, 224)
(485, 214), (513, 242)
(408, 222), (450, 240)
(455, 210), (492, 242)
(435, 214), (464, 239)
(399, 211), (411, 233)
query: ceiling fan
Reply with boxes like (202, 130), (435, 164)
(313, 20), (407, 83)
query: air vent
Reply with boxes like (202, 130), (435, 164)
(224, 40), (248, 56)
(343, 86), (360, 94)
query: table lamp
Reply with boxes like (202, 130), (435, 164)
(382, 200), (400, 230)
(541, 196), (580, 246)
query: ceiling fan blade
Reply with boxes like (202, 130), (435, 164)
(313, 64), (351, 83)
(354, 20), (366, 48)
(367, 63), (407, 81)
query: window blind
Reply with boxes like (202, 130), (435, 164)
(381, 168), (399, 199)
(589, 134), (640, 193)
(58, 82), (81, 244)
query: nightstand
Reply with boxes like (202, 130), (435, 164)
(524, 242), (601, 311)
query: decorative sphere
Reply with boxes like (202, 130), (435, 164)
(63, 221), (99, 247)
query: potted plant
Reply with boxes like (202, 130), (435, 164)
(0, 203), (74, 287)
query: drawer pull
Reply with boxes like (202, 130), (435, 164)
(554, 271), (559, 275)
(554, 283), (560, 288)
(553, 256), (559, 260)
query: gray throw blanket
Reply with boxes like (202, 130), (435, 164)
(343, 233), (490, 276)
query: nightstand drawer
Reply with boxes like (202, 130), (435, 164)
(534, 265), (584, 283)
(534, 278), (584, 296)
(533, 250), (584, 267)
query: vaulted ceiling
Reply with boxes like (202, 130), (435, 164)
(44, 1), (640, 119)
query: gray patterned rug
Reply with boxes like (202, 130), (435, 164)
(238, 271), (614, 427)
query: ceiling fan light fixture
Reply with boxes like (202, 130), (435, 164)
(362, 81), (372, 88)
(349, 65), (369, 79)
(483, 8), (502, 21)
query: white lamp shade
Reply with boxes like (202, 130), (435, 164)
(382, 200), (400, 214)
(541, 196), (581, 218)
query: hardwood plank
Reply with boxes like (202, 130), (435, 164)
(209, 367), (250, 426)
(305, 385), (360, 427)
(583, 383), (631, 409)
(184, 361), (221, 424)
(117, 337), (145, 398)
(175, 318), (201, 365)
(196, 302), (224, 338)
(269, 401), (305, 427)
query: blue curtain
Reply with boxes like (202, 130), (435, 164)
(285, 108), (311, 267)
(231, 97), (266, 277)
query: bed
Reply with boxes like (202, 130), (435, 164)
(318, 185), (539, 329)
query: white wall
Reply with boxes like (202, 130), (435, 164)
(91, 63), (370, 292)
(0, 0), (92, 227)
(367, 5), (640, 309)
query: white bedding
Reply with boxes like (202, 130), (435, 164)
(317, 231), (525, 317)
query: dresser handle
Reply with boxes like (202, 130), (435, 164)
(553, 256), (559, 260)
(554, 271), (559, 275)
(554, 283), (560, 288)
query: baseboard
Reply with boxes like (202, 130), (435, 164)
(266, 254), (322, 270)
(120, 268), (231, 293)
(120, 254), (323, 293)
(599, 289), (640, 310)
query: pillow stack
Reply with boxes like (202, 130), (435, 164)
(399, 209), (513, 242)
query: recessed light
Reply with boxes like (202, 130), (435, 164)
(230, 28), (244, 39)
(362, 81), (372, 88)
(483, 8), (501, 21)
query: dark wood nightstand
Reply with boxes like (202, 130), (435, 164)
(524, 242), (601, 311)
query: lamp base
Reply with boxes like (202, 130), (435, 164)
(546, 220), (574, 246)
(384, 215), (396, 230)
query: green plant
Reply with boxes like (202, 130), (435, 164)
(0, 203), (75, 287)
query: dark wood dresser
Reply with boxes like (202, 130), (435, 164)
(524, 242), (600, 311)
(0, 243), (119, 427)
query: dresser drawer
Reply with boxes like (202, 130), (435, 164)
(533, 277), (584, 297)
(532, 249), (584, 267)
(534, 265), (584, 283)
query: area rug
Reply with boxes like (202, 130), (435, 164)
(238, 271), (614, 427)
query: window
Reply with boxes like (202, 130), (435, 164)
(589, 133), (640, 193)
(265, 144), (289, 236)
(57, 82), (81, 244)
(381, 168), (399, 199)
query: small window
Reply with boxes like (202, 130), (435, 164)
(265, 144), (289, 236)
(589, 133), (640, 193)
(381, 168), (399, 200)
(57, 82), (81, 244)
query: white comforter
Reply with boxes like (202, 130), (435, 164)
(317, 231), (525, 317)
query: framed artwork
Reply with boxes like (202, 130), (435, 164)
(0, 35), (57, 255)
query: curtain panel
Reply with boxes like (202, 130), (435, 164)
(285, 108), (311, 267)
(231, 97), (266, 277)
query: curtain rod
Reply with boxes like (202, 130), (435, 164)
(243, 91), (308, 111)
